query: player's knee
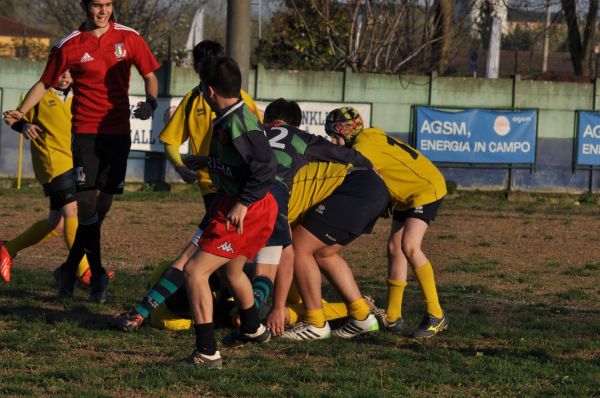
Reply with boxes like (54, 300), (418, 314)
(388, 239), (402, 257)
(76, 191), (97, 218)
(401, 240), (422, 262)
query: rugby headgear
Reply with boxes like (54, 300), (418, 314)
(324, 107), (363, 146)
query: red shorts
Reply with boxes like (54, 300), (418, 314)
(199, 193), (277, 259)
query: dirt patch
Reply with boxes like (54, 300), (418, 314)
(1, 187), (599, 310)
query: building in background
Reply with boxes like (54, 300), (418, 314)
(0, 15), (51, 59)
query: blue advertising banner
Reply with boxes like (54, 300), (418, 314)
(415, 107), (537, 164)
(576, 111), (600, 166)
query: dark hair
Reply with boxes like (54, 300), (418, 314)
(192, 40), (223, 65)
(81, 0), (116, 21)
(198, 56), (241, 98)
(264, 98), (302, 127)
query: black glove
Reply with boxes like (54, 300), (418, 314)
(133, 96), (157, 120)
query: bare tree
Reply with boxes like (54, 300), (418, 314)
(10, 0), (197, 60)
(431, 0), (455, 73)
(560, 0), (598, 75)
(256, 0), (471, 74)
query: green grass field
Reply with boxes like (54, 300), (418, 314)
(1, 182), (599, 397)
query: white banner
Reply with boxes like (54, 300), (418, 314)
(129, 97), (371, 152)
(129, 96), (188, 153)
(256, 101), (372, 137)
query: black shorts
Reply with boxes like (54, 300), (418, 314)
(42, 169), (77, 211)
(265, 182), (292, 247)
(392, 198), (443, 225)
(72, 133), (131, 194)
(302, 169), (389, 246)
(198, 192), (218, 230)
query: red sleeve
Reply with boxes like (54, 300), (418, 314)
(40, 47), (68, 88)
(131, 35), (160, 76)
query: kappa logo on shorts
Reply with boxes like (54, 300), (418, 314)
(75, 167), (86, 184)
(316, 204), (326, 214)
(414, 206), (424, 214)
(217, 242), (235, 254)
(117, 181), (125, 190)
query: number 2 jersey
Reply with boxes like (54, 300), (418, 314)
(265, 121), (372, 190)
(352, 127), (447, 211)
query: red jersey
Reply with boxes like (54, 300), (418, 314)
(41, 22), (160, 134)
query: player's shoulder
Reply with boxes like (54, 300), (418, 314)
(53, 28), (83, 49)
(113, 23), (141, 36)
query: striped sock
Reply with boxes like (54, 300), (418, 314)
(135, 267), (185, 319)
(252, 276), (273, 308)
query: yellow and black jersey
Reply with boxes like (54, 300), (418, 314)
(353, 127), (446, 211)
(159, 87), (262, 195)
(22, 89), (73, 185)
(288, 162), (351, 226)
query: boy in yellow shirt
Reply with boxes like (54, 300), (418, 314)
(1, 70), (101, 285)
(325, 107), (448, 338)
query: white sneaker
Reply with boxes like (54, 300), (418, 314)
(281, 321), (332, 341)
(332, 313), (379, 338)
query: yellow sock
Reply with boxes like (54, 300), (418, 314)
(386, 279), (408, 322)
(323, 302), (348, 321)
(5, 220), (55, 257)
(414, 262), (443, 318)
(304, 308), (326, 328)
(347, 297), (370, 321)
(287, 306), (299, 326)
(64, 217), (90, 278)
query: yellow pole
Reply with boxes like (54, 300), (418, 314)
(16, 92), (24, 190)
(17, 134), (23, 190)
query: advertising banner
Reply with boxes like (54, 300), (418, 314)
(576, 111), (600, 166)
(129, 95), (188, 153)
(256, 101), (371, 137)
(415, 107), (537, 164)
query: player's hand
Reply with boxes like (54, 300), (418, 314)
(133, 96), (157, 120)
(226, 202), (248, 235)
(182, 155), (209, 171)
(3, 110), (24, 126)
(21, 123), (42, 140)
(175, 164), (198, 184)
(267, 306), (287, 336)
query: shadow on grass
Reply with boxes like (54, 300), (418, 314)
(0, 302), (111, 330)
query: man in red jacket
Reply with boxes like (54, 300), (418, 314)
(3, 0), (160, 303)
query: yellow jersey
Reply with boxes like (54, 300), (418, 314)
(22, 89), (73, 185)
(288, 162), (351, 226)
(159, 87), (262, 195)
(353, 127), (446, 210)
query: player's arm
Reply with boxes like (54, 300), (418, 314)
(234, 130), (277, 206)
(3, 81), (49, 125)
(133, 72), (158, 120)
(267, 247), (294, 336)
(164, 143), (198, 183)
(302, 131), (373, 169)
(228, 129), (277, 234)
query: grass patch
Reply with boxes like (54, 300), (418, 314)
(447, 256), (501, 274)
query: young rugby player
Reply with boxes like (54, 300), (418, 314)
(183, 56), (277, 367)
(278, 164), (389, 339)
(3, 0), (160, 303)
(108, 40), (263, 332)
(0, 71), (111, 285)
(325, 107), (448, 338)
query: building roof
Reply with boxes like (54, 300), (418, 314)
(0, 15), (50, 38)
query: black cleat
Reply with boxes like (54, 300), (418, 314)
(54, 265), (75, 298)
(90, 272), (109, 304)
